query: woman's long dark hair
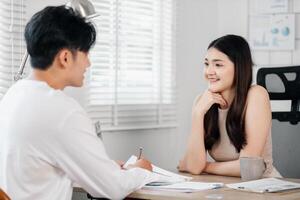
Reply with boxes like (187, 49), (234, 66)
(204, 35), (253, 153)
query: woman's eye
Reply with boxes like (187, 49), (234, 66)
(204, 62), (209, 67)
(215, 63), (223, 67)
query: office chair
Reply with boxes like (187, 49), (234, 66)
(256, 65), (300, 125)
(0, 188), (10, 200)
(256, 65), (300, 178)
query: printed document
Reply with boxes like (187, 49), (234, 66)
(226, 178), (300, 193)
(144, 181), (224, 193)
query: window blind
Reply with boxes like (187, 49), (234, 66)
(0, 0), (26, 100)
(86, 0), (176, 131)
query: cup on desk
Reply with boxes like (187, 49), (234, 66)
(240, 156), (266, 181)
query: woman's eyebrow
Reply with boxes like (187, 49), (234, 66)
(211, 59), (224, 62)
(205, 58), (224, 62)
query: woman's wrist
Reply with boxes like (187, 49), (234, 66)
(192, 110), (205, 122)
(203, 161), (212, 173)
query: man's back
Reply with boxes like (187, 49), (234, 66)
(0, 79), (156, 200)
(0, 5), (157, 200)
(0, 79), (80, 200)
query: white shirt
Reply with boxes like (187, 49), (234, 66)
(0, 80), (156, 200)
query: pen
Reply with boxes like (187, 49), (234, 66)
(212, 183), (223, 189)
(237, 186), (266, 193)
(138, 147), (143, 160)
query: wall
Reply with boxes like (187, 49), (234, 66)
(176, 0), (219, 161)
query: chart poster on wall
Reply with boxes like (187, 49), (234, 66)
(250, 0), (288, 14)
(249, 14), (295, 50)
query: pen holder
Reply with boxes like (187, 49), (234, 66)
(240, 156), (266, 181)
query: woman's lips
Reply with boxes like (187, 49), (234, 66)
(208, 78), (220, 83)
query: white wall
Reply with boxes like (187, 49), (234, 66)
(217, 0), (248, 37)
(176, 0), (219, 162)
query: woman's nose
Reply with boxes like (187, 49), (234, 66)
(206, 65), (215, 75)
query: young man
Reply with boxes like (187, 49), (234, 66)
(0, 6), (157, 200)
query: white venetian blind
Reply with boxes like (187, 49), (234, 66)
(0, 0), (26, 100)
(86, 0), (176, 131)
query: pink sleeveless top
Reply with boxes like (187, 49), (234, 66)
(208, 108), (282, 178)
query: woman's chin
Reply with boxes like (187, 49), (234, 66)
(208, 86), (221, 93)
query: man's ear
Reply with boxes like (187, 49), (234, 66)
(57, 49), (73, 69)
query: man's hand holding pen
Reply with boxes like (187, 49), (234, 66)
(127, 147), (153, 172)
(138, 147), (143, 160)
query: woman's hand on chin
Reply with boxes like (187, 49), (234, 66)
(193, 90), (228, 118)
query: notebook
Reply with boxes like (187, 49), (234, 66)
(226, 178), (300, 193)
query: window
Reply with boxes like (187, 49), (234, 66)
(86, 0), (176, 131)
(0, 0), (26, 100)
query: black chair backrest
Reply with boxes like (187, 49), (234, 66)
(256, 66), (300, 125)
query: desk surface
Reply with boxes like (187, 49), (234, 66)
(74, 174), (300, 200)
(127, 174), (300, 200)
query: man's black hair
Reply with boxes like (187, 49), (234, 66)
(24, 5), (96, 70)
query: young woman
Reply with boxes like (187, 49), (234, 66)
(178, 35), (281, 177)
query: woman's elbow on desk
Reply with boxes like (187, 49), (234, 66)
(187, 166), (205, 175)
(179, 159), (206, 175)
(203, 160), (241, 177)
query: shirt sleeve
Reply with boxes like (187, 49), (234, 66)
(54, 109), (156, 199)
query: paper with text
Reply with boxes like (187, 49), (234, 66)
(144, 181), (224, 193)
(226, 178), (300, 193)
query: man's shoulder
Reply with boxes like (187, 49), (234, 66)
(46, 91), (85, 118)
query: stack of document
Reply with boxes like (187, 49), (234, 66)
(144, 181), (224, 193)
(226, 178), (300, 193)
(124, 155), (223, 193)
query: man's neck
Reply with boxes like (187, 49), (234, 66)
(29, 68), (66, 90)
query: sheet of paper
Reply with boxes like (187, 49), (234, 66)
(152, 164), (192, 181)
(123, 155), (138, 168)
(144, 181), (224, 193)
(124, 155), (192, 181)
(226, 178), (300, 193)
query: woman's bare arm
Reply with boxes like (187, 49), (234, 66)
(203, 85), (272, 176)
(179, 91), (228, 174)
(179, 113), (207, 174)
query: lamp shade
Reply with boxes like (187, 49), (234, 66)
(66, 0), (99, 19)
